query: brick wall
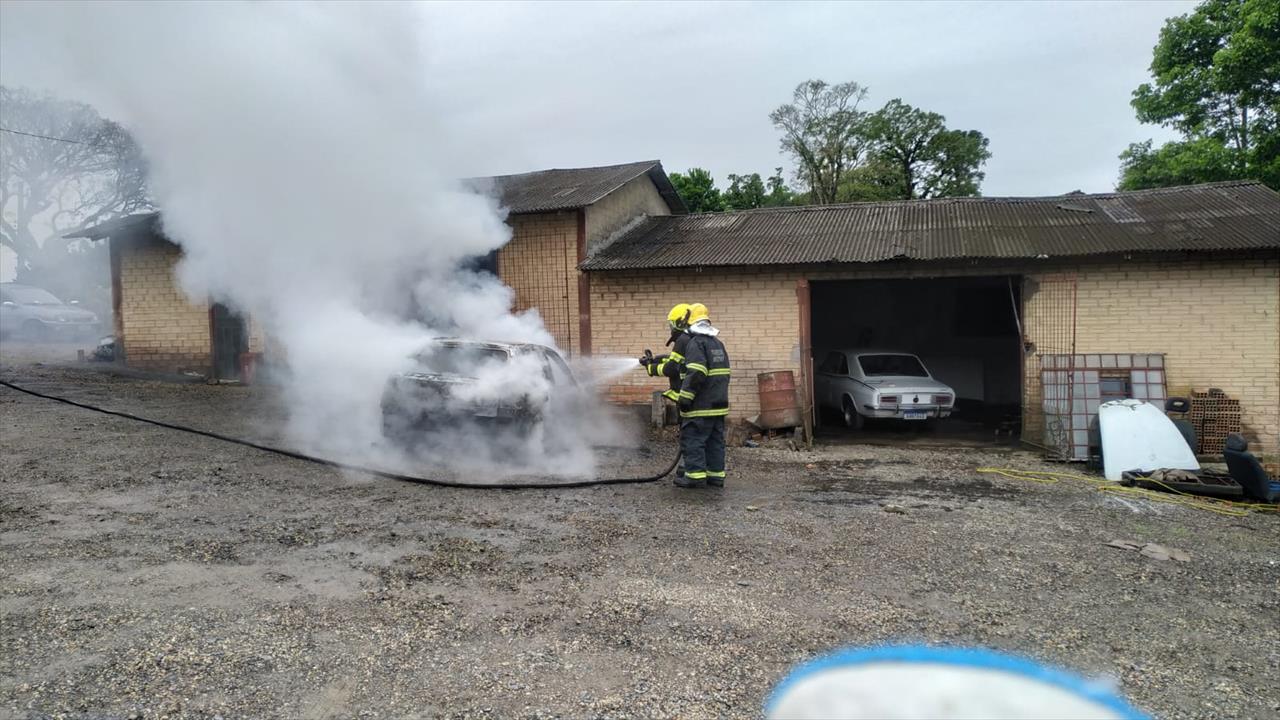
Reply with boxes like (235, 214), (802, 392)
(117, 240), (269, 375)
(497, 212), (580, 355)
(587, 253), (1280, 453)
(1021, 255), (1280, 453)
(590, 268), (803, 413)
(584, 175), (671, 255)
(118, 242), (212, 373)
(497, 177), (671, 358)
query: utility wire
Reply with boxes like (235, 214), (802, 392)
(0, 377), (681, 490)
(0, 126), (105, 146)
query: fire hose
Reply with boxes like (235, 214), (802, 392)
(0, 378), (681, 490)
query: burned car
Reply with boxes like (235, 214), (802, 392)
(380, 338), (581, 445)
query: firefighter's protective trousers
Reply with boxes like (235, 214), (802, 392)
(680, 416), (725, 483)
(678, 333), (730, 482)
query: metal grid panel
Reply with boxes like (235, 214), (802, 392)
(496, 222), (576, 354)
(1040, 354), (1168, 461)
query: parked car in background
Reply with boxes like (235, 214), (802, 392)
(815, 350), (955, 429)
(0, 283), (101, 341)
(381, 338), (583, 445)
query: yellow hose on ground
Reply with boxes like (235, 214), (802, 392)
(975, 467), (1280, 517)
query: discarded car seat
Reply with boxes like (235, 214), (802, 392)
(1222, 433), (1279, 503)
(1087, 415), (1103, 471)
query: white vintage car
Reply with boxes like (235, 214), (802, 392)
(815, 350), (955, 429)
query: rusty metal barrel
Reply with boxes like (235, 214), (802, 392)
(756, 371), (802, 429)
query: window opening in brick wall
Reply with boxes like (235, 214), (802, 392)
(462, 249), (498, 276)
(1098, 372), (1131, 401)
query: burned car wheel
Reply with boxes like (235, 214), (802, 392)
(381, 414), (412, 448)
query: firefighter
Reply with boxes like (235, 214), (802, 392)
(639, 303), (693, 390)
(655, 304), (692, 390)
(674, 302), (730, 488)
(640, 303), (693, 477)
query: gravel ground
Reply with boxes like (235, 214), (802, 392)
(2, 356), (1278, 719)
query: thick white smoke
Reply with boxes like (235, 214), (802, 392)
(0, 1), (619, 477)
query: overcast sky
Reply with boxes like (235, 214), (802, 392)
(419, 0), (1193, 197)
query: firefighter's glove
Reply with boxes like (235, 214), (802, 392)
(643, 353), (669, 377)
(678, 395), (693, 411)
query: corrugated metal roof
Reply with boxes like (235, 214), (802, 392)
(71, 162), (689, 242)
(65, 212), (160, 240)
(582, 181), (1280, 271)
(470, 160), (687, 215)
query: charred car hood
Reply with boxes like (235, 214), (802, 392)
(401, 371), (478, 384)
(393, 371), (542, 414)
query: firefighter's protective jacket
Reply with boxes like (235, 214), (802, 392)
(678, 332), (730, 418)
(648, 331), (690, 403)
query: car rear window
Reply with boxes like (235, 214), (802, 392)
(858, 354), (927, 377)
(414, 344), (509, 375)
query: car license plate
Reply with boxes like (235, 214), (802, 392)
(904, 411), (928, 420)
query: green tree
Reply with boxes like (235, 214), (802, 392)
(769, 81), (991, 204)
(668, 167), (724, 213)
(835, 159), (902, 202)
(764, 168), (795, 207)
(720, 169), (798, 210)
(769, 80), (872, 204)
(1120, 0), (1279, 190)
(1119, 138), (1240, 188)
(723, 173), (766, 210)
(864, 99), (992, 199)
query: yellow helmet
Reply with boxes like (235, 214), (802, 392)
(667, 303), (692, 330)
(688, 303), (709, 324)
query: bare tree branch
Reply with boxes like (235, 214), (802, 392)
(1, 85), (151, 282)
(770, 80), (870, 204)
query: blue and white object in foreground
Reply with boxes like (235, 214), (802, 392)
(767, 646), (1149, 720)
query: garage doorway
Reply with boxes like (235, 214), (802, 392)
(211, 303), (248, 381)
(808, 276), (1022, 446)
